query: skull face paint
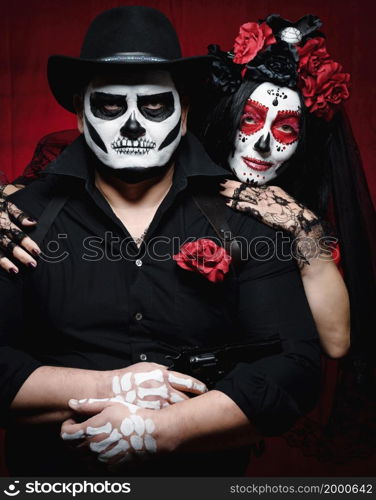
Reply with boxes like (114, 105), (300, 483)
(83, 71), (182, 170)
(229, 82), (301, 185)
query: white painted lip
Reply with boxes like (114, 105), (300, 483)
(242, 156), (274, 171)
(112, 147), (152, 155)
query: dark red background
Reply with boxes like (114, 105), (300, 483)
(1, 0), (376, 204)
(0, 0), (375, 477)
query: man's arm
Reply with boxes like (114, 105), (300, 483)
(0, 269), (90, 424)
(213, 224), (321, 436)
(10, 363), (207, 426)
(0, 268), (207, 427)
(62, 389), (262, 463)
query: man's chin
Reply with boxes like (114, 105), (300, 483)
(96, 163), (172, 184)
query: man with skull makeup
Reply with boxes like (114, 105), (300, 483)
(83, 74), (183, 180)
(0, 7), (321, 476)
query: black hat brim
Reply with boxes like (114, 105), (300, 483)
(48, 54), (214, 113)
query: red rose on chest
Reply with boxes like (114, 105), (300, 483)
(173, 239), (232, 283)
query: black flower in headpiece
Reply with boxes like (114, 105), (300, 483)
(207, 44), (242, 94)
(245, 41), (299, 88)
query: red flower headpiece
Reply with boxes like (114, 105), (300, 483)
(233, 22), (276, 66)
(296, 38), (350, 121)
(227, 15), (351, 121)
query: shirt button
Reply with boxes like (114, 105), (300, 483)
(135, 312), (143, 321)
(135, 259), (143, 267)
(139, 353), (147, 361)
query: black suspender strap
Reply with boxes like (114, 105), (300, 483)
(30, 190), (241, 264)
(30, 193), (70, 246)
(192, 192), (242, 267)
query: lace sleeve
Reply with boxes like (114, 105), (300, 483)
(221, 181), (337, 266)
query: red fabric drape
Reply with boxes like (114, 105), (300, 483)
(0, 0), (375, 477)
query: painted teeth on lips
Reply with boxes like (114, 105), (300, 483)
(241, 157), (274, 171)
(114, 148), (151, 155)
(111, 138), (156, 155)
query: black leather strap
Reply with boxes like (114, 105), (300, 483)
(30, 193), (70, 246)
(192, 192), (242, 267)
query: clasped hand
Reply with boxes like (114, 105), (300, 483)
(61, 362), (207, 466)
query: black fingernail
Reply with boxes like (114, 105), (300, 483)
(28, 262), (37, 268)
(27, 218), (37, 223)
(9, 268), (19, 274)
(32, 248), (41, 256)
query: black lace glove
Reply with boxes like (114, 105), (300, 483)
(220, 180), (335, 266)
(0, 184), (40, 273)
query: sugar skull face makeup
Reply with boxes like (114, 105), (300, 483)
(229, 82), (301, 185)
(83, 70), (183, 170)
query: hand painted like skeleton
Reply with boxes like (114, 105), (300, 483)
(107, 362), (207, 410)
(61, 398), (165, 466)
(61, 363), (206, 466)
(0, 187), (41, 273)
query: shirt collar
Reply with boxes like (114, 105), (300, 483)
(43, 132), (229, 182)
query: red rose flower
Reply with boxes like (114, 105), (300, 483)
(315, 60), (342, 88)
(297, 38), (351, 121)
(299, 73), (317, 98)
(299, 62), (350, 121)
(233, 22), (275, 65)
(173, 239), (232, 283)
(316, 73), (350, 120)
(297, 37), (330, 76)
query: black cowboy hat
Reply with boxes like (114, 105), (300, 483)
(48, 5), (213, 113)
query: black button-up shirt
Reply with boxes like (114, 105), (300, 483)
(0, 133), (320, 476)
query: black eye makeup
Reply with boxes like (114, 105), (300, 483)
(137, 92), (175, 122)
(90, 92), (127, 120)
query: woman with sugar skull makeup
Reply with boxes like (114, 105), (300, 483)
(196, 14), (376, 464)
(198, 14), (375, 359)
